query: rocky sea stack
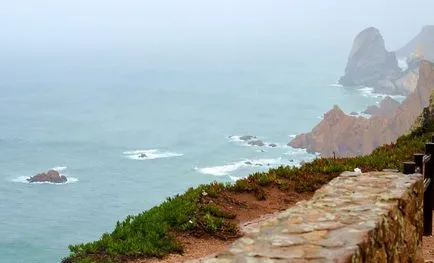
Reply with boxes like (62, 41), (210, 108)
(27, 170), (67, 184)
(339, 27), (402, 94)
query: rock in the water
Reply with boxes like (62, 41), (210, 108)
(339, 27), (401, 94)
(362, 96), (400, 116)
(138, 153), (147, 158)
(350, 112), (359, 116)
(244, 161), (252, 165)
(27, 170), (67, 183)
(268, 143), (277, 147)
(248, 139), (265, 147)
(239, 135), (256, 141)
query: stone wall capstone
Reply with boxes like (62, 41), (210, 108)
(203, 171), (424, 263)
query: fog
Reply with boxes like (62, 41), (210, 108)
(0, 0), (433, 56)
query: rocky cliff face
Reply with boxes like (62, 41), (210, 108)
(339, 27), (402, 94)
(363, 96), (400, 117)
(396, 25), (434, 61)
(290, 60), (434, 157)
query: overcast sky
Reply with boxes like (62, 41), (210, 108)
(0, 0), (433, 54)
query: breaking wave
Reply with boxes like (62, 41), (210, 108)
(359, 87), (406, 101)
(123, 149), (183, 160)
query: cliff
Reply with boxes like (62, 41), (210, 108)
(290, 60), (434, 157)
(396, 25), (434, 61)
(362, 96), (400, 116)
(339, 27), (402, 94)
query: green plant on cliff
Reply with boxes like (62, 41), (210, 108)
(64, 101), (434, 263)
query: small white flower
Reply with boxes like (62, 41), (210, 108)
(202, 191), (208, 196)
(189, 220), (193, 224)
(354, 168), (362, 174)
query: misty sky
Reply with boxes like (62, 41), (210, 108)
(0, 0), (433, 55)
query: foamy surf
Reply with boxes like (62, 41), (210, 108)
(123, 149), (183, 160)
(328, 83), (343, 88)
(51, 166), (67, 172)
(359, 87), (406, 101)
(12, 176), (78, 185)
(349, 111), (372, 119)
(195, 157), (291, 177)
(228, 135), (288, 149)
(229, 175), (241, 182)
(398, 58), (408, 71)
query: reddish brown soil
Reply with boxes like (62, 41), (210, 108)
(424, 211), (434, 261)
(130, 186), (313, 263)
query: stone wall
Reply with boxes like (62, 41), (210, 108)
(203, 171), (424, 263)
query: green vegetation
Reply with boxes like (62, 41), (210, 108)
(63, 105), (434, 263)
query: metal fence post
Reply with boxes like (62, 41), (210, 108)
(403, 161), (416, 174)
(414, 153), (424, 173)
(424, 143), (434, 235)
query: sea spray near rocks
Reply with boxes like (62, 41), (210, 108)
(123, 149), (184, 160)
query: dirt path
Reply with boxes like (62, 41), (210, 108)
(130, 188), (313, 263)
(424, 211), (434, 261)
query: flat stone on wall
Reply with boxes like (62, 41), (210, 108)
(204, 172), (424, 263)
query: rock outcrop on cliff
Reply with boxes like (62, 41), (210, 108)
(290, 60), (434, 157)
(396, 25), (434, 61)
(362, 96), (400, 117)
(339, 27), (402, 94)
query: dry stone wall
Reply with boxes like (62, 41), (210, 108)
(203, 171), (424, 263)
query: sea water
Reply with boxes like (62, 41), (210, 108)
(0, 47), (393, 262)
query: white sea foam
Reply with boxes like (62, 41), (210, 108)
(12, 175), (78, 184)
(51, 166), (67, 172)
(228, 135), (288, 149)
(398, 58), (408, 71)
(359, 87), (406, 101)
(196, 162), (245, 176)
(229, 175), (241, 182)
(328, 83), (343, 88)
(123, 149), (183, 160)
(349, 111), (372, 119)
(196, 157), (291, 177)
(227, 135), (245, 142)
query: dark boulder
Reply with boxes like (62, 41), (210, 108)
(239, 135), (256, 141)
(248, 140), (265, 147)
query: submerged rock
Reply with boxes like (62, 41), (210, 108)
(248, 140), (265, 147)
(268, 143), (277, 147)
(239, 135), (256, 141)
(27, 170), (67, 184)
(138, 153), (147, 158)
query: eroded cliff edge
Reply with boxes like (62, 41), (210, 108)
(289, 60), (434, 157)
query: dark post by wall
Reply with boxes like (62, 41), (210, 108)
(202, 171), (424, 263)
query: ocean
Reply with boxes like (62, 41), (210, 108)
(0, 47), (403, 262)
